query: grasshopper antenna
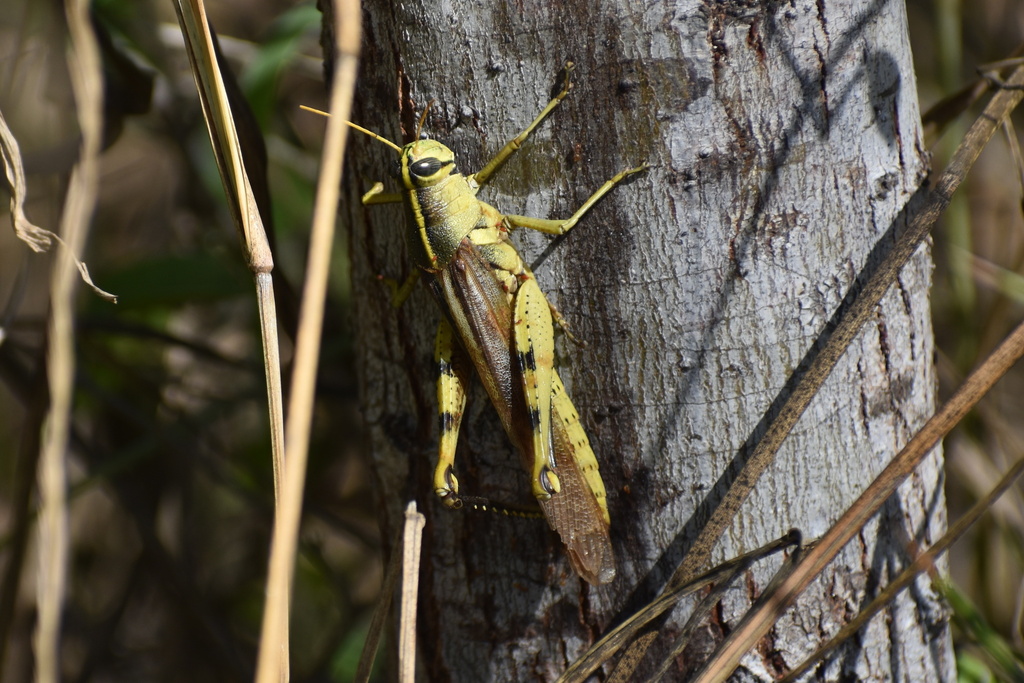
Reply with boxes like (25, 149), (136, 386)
(415, 100), (435, 139)
(299, 105), (403, 153)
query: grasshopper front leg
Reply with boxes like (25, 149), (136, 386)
(468, 63), (576, 191)
(434, 318), (471, 508)
(361, 181), (402, 205)
(361, 182), (421, 306)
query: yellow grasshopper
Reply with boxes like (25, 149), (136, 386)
(336, 64), (643, 585)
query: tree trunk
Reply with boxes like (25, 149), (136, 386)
(337, 0), (953, 679)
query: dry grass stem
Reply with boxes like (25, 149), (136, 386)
(693, 316), (1024, 683)
(34, 1), (104, 680)
(253, 0), (361, 680)
(172, 0), (289, 675)
(399, 503), (425, 683)
(355, 522), (407, 682)
(561, 533), (800, 683)
(780, 450), (1024, 682)
(0, 108), (115, 302)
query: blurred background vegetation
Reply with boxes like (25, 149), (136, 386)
(0, 1), (1021, 680)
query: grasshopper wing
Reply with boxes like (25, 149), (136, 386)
(431, 239), (614, 584)
(540, 371), (615, 584)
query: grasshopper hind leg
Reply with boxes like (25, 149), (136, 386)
(512, 276), (560, 502)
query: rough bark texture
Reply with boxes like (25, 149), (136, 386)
(337, 0), (953, 680)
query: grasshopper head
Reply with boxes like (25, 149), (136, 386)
(398, 139), (458, 190)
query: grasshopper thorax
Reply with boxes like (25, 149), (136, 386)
(398, 139), (460, 190)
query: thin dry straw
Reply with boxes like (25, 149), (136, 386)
(253, 1), (362, 680)
(694, 317), (1024, 682)
(35, 1), (104, 681)
(779, 449), (1024, 682)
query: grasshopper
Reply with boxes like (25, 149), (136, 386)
(340, 64), (643, 585)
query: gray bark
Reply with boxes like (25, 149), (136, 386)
(339, 0), (954, 680)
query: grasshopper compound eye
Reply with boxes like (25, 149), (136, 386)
(409, 157), (447, 178)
